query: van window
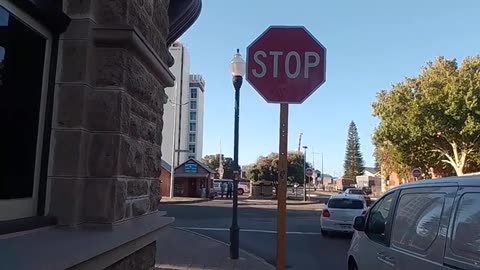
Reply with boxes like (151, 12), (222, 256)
(391, 193), (445, 252)
(328, 198), (364, 209)
(366, 192), (396, 245)
(451, 192), (480, 262)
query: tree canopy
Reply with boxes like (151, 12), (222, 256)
(202, 154), (235, 179)
(245, 152), (312, 190)
(372, 56), (480, 176)
(343, 121), (365, 179)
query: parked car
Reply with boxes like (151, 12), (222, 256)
(320, 194), (368, 236)
(344, 188), (371, 205)
(347, 175), (480, 270)
(361, 186), (372, 195)
(212, 179), (250, 195)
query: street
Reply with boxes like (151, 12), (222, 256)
(160, 196), (351, 270)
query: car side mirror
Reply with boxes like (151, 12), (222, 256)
(353, 216), (366, 231)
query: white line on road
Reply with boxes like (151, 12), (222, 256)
(175, 227), (322, 235)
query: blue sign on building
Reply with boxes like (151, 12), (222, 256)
(184, 162), (198, 173)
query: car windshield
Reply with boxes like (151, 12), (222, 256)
(328, 198), (364, 209)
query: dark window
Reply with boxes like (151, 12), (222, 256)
(0, 6), (48, 199)
(190, 111), (196, 121)
(328, 198), (364, 209)
(348, 189), (365, 195)
(392, 193), (445, 252)
(189, 123), (196, 132)
(366, 192), (396, 245)
(190, 88), (197, 99)
(189, 133), (196, 143)
(190, 101), (197, 110)
(189, 144), (196, 153)
(451, 193), (480, 262)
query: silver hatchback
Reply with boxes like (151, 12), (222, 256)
(347, 175), (480, 270)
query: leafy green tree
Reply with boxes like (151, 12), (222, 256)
(202, 154), (219, 170)
(246, 152), (312, 192)
(343, 121), (365, 179)
(373, 56), (480, 176)
(202, 154), (235, 179)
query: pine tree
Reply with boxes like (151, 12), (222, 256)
(343, 121), (365, 179)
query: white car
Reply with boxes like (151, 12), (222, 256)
(320, 194), (367, 236)
(212, 179), (250, 195)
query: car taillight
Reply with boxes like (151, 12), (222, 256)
(322, 209), (331, 218)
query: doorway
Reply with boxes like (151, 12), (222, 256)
(0, 2), (52, 220)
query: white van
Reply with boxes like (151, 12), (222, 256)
(213, 179), (250, 195)
(347, 175), (480, 270)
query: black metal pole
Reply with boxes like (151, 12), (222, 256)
(230, 75), (242, 259)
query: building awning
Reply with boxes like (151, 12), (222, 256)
(174, 158), (215, 179)
(175, 173), (210, 178)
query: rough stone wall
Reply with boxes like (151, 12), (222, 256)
(102, 241), (156, 270)
(49, 0), (173, 225)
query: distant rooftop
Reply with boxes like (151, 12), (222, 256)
(189, 74), (205, 91)
(364, 167), (380, 175)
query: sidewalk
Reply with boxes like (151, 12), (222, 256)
(155, 227), (274, 270)
(161, 197), (210, 205)
(242, 198), (320, 205)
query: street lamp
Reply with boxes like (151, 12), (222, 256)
(229, 49), (245, 260)
(168, 92), (190, 199)
(303, 146), (308, 201)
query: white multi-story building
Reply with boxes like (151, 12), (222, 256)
(162, 41), (205, 168)
(187, 74), (205, 160)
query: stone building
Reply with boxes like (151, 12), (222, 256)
(0, 0), (201, 269)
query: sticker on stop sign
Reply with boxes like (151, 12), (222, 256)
(246, 26), (326, 104)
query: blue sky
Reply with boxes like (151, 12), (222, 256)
(182, 0), (480, 176)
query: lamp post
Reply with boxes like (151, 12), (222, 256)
(303, 146), (308, 201)
(168, 89), (190, 198)
(229, 49), (245, 260)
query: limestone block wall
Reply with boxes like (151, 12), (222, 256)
(48, 0), (174, 225)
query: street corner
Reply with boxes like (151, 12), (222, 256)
(160, 197), (211, 205)
(156, 227), (275, 270)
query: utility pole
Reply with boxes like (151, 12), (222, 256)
(312, 150), (324, 189)
(297, 133), (303, 154)
(302, 146), (308, 201)
(168, 81), (190, 198)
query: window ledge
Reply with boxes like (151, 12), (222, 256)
(0, 211), (173, 270)
(0, 216), (56, 236)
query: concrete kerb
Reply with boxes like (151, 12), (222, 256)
(174, 227), (276, 270)
(160, 198), (210, 205)
(242, 199), (320, 206)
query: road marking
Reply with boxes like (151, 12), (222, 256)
(175, 227), (322, 235)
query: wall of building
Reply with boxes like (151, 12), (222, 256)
(47, 0), (176, 268)
(162, 42), (192, 167)
(187, 74), (205, 160)
(195, 79), (205, 159)
(160, 167), (171, 197)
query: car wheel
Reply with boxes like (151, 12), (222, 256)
(321, 229), (329, 237)
(238, 189), (244, 195)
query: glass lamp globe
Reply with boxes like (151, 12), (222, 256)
(229, 49), (246, 77)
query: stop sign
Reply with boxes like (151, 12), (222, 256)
(246, 26), (326, 104)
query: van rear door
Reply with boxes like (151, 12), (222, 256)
(388, 186), (457, 270)
(443, 187), (480, 270)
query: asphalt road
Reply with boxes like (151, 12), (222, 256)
(160, 196), (352, 270)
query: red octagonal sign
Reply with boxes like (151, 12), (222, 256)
(246, 26), (326, 104)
